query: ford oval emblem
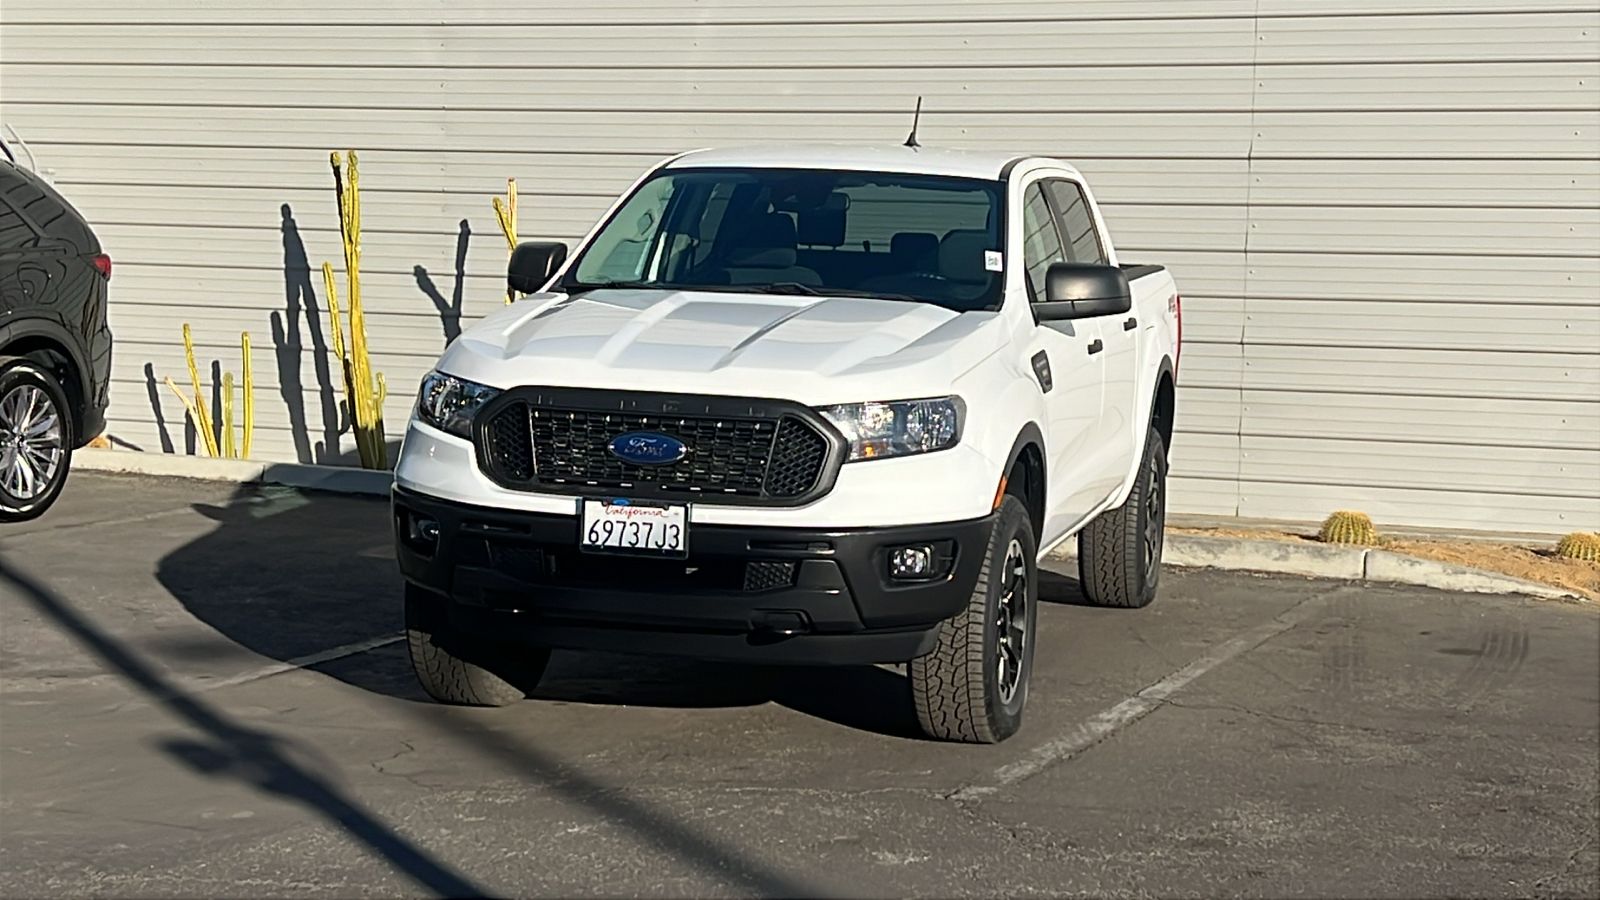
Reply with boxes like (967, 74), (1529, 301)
(608, 432), (688, 466)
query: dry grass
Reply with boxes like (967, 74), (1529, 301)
(1169, 526), (1600, 602)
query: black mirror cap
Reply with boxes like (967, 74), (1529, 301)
(508, 241), (569, 295)
(1040, 262), (1133, 319)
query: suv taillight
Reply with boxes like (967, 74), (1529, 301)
(90, 253), (111, 281)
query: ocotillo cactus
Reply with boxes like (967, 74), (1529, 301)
(163, 326), (253, 458)
(493, 177), (518, 303)
(323, 150), (388, 470)
(1319, 510), (1380, 546)
(1556, 532), (1600, 562)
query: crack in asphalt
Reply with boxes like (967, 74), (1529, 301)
(1533, 827), (1600, 890)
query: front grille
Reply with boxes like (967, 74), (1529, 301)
(477, 392), (837, 505)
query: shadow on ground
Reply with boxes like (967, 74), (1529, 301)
(151, 484), (1038, 740)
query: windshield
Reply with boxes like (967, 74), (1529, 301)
(562, 167), (1006, 312)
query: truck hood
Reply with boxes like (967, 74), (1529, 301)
(435, 288), (1005, 405)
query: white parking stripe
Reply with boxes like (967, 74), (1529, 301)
(114, 633), (405, 711)
(949, 587), (1344, 800)
(191, 633), (406, 694)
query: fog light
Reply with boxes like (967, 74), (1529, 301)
(399, 509), (441, 555)
(890, 544), (934, 579)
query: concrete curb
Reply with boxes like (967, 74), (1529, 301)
(72, 448), (394, 497)
(1050, 534), (1585, 603)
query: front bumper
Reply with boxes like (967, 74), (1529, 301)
(393, 486), (995, 665)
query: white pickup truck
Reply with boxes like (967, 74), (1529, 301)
(393, 146), (1181, 743)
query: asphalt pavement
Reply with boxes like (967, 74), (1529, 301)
(1, 473), (1595, 898)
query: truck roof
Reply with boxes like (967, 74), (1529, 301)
(661, 144), (1076, 182)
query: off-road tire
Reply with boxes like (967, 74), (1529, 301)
(1078, 427), (1167, 609)
(405, 583), (550, 706)
(0, 356), (73, 523)
(909, 494), (1038, 744)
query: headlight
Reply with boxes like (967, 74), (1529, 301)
(415, 371), (501, 438)
(818, 397), (964, 462)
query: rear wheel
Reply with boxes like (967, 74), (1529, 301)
(909, 494), (1037, 743)
(0, 357), (72, 523)
(1078, 427), (1167, 609)
(405, 583), (550, 706)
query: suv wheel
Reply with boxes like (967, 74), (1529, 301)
(0, 357), (72, 523)
(1078, 427), (1167, 609)
(909, 494), (1037, 743)
(405, 583), (551, 706)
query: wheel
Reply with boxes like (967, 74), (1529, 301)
(1078, 426), (1167, 609)
(0, 356), (73, 523)
(405, 583), (550, 706)
(909, 494), (1038, 744)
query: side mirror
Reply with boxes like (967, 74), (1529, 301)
(507, 241), (569, 295)
(1035, 262), (1132, 321)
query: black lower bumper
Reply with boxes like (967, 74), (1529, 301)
(393, 487), (995, 665)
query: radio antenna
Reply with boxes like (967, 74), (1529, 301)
(903, 96), (923, 150)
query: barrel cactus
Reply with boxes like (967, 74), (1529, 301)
(1319, 510), (1380, 546)
(1556, 532), (1600, 562)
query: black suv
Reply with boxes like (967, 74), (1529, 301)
(0, 157), (112, 521)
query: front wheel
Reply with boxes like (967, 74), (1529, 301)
(0, 357), (73, 523)
(405, 583), (550, 706)
(909, 494), (1038, 743)
(1078, 427), (1167, 609)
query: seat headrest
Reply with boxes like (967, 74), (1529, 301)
(727, 213), (798, 268)
(891, 232), (938, 270)
(939, 229), (995, 284)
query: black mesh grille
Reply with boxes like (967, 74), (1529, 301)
(742, 561), (798, 592)
(765, 419), (830, 498)
(486, 404), (534, 480)
(480, 397), (833, 504)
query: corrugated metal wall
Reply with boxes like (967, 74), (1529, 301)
(2, 0), (1596, 533)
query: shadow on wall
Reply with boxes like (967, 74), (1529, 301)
(138, 203), (473, 465)
(271, 204), (344, 464)
(414, 218), (471, 346)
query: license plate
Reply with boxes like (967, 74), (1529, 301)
(579, 499), (688, 557)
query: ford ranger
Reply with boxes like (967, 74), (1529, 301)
(393, 146), (1180, 743)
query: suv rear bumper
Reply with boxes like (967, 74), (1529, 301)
(393, 486), (994, 665)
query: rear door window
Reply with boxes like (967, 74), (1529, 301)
(1045, 179), (1106, 265)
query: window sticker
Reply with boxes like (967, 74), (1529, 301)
(984, 250), (1004, 272)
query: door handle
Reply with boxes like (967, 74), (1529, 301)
(1087, 339), (1104, 355)
(1124, 316), (1138, 331)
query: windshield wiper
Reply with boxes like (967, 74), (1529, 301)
(752, 282), (822, 296)
(564, 280), (773, 296)
(562, 279), (666, 294)
(749, 284), (920, 303)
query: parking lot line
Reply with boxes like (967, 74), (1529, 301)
(949, 585), (1348, 800)
(193, 633), (406, 693)
(114, 633), (406, 710)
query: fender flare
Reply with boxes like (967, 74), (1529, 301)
(1001, 421), (1047, 479)
(1149, 353), (1176, 449)
(998, 421), (1047, 536)
(1106, 353), (1178, 510)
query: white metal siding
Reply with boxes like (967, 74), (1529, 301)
(1, 0), (1596, 533)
